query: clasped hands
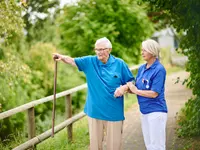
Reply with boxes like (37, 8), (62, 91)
(114, 82), (138, 98)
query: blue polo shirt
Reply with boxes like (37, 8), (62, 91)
(74, 54), (134, 121)
(135, 59), (168, 114)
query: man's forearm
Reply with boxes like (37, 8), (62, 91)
(61, 55), (77, 67)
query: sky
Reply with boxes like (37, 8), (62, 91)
(60, 0), (78, 8)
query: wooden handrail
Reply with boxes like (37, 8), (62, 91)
(0, 84), (87, 120)
(129, 64), (141, 71)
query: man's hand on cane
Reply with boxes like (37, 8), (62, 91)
(53, 53), (62, 61)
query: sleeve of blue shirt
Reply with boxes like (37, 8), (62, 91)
(121, 62), (135, 85)
(136, 66), (142, 81)
(151, 70), (166, 94)
(74, 56), (90, 72)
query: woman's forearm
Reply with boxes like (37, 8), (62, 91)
(135, 89), (158, 98)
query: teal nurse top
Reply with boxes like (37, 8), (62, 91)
(74, 54), (134, 121)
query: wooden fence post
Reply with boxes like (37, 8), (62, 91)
(66, 94), (72, 142)
(27, 107), (36, 149)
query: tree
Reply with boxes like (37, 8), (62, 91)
(22, 0), (59, 42)
(142, 0), (200, 136)
(0, 49), (31, 140)
(0, 0), (24, 41)
(0, 0), (61, 139)
(58, 0), (154, 64)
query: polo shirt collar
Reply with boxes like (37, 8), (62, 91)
(145, 58), (159, 69)
(97, 54), (115, 66)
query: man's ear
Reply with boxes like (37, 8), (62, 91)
(109, 48), (112, 53)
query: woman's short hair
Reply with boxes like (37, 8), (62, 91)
(142, 39), (160, 58)
(95, 37), (112, 48)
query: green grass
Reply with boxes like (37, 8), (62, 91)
(37, 117), (89, 150)
(0, 132), (27, 150)
(171, 136), (200, 150)
(124, 94), (137, 111)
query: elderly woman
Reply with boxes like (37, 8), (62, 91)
(115, 39), (168, 150)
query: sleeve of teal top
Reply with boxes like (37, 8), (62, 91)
(121, 62), (135, 85)
(151, 70), (166, 94)
(74, 56), (90, 72)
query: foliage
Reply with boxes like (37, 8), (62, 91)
(171, 136), (200, 150)
(26, 42), (56, 97)
(177, 97), (200, 137)
(0, 0), (61, 141)
(22, 0), (59, 42)
(142, 0), (200, 137)
(0, 48), (31, 139)
(28, 19), (61, 46)
(0, 131), (26, 150)
(58, 0), (154, 64)
(0, 0), (24, 41)
(0, 0), (27, 139)
(37, 117), (89, 150)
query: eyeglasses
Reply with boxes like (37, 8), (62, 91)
(94, 48), (109, 52)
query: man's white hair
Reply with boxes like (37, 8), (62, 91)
(142, 39), (160, 58)
(95, 37), (112, 48)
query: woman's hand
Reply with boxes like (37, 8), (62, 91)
(127, 82), (138, 94)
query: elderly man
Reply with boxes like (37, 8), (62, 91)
(53, 37), (134, 150)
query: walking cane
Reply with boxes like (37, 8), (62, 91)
(52, 58), (58, 137)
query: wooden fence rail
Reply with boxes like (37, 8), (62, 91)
(0, 84), (87, 120)
(0, 65), (140, 150)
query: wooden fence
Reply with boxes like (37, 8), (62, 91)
(0, 65), (140, 150)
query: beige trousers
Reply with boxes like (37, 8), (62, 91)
(88, 116), (123, 150)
